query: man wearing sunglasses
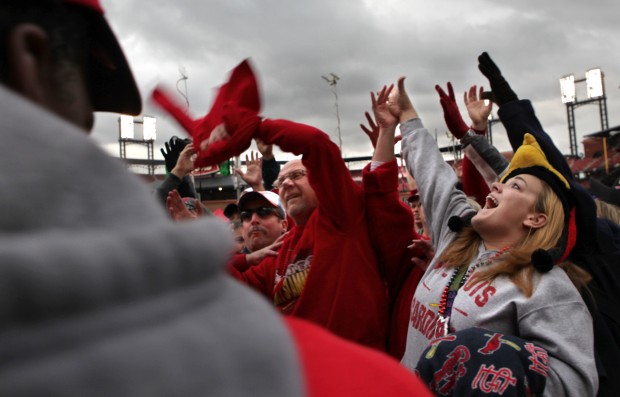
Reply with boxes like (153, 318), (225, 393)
(219, 115), (391, 352)
(239, 190), (287, 251)
(229, 190), (288, 271)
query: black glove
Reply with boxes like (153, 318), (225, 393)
(477, 52), (518, 106)
(160, 136), (190, 173)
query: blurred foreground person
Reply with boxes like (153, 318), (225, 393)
(0, 1), (431, 396)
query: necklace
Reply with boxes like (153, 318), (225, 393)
(437, 246), (510, 336)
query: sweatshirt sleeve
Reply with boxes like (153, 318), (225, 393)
(518, 271), (598, 397)
(498, 100), (573, 178)
(463, 134), (510, 185)
(228, 254), (250, 273)
(400, 118), (474, 246)
(227, 256), (276, 298)
(257, 119), (363, 231)
(460, 156), (490, 207)
(362, 160), (417, 298)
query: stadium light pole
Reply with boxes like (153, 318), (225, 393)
(322, 73), (342, 155)
(559, 68), (608, 157)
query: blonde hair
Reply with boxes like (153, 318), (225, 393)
(595, 198), (620, 225)
(440, 181), (590, 296)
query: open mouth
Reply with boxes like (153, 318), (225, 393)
(485, 195), (499, 209)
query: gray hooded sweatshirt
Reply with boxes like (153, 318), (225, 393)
(0, 87), (304, 397)
(399, 118), (598, 397)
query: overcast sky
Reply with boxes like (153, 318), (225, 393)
(93, 0), (620, 163)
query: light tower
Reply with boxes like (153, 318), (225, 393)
(322, 73), (342, 154)
(559, 68), (609, 157)
(118, 115), (158, 175)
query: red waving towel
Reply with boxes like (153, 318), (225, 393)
(151, 59), (261, 167)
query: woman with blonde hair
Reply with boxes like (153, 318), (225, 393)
(389, 53), (598, 396)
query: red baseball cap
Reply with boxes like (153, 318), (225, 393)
(406, 189), (420, 203)
(63, 0), (142, 115)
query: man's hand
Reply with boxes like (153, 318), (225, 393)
(464, 85), (492, 132)
(235, 151), (265, 191)
(170, 143), (196, 179)
(166, 189), (201, 221)
(245, 232), (287, 266)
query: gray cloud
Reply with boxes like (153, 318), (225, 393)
(94, 0), (620, 161)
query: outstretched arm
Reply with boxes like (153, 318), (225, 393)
(371, 84), (398, 163)
(435, 83), (491, 206)
(395, 78), (472, 245)
(477, 52), (574, 179)
(255, 119), (364, 231)
(156, 143), (198, 204)
(362, 86), (418, 306)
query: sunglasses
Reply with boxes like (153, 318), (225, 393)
(240, 206), (281, 222)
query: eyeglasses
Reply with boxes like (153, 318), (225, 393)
(240, 206), (281, 222)
(273, 169), (307, 189)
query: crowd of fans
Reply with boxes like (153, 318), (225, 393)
(2, 0), (619, 396)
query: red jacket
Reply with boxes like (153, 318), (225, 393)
(286, 317), (432, 396)
(362, 161), (424, 359)
(228, 119), (388, 351)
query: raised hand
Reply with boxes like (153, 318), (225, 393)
(166, 189), (198, 221)
(170, 143), (197, 179)
(477, 52), (518, 106)
(360, 111), (403, 149)
(435, 82), (469, 139)
(464, 85), (493, 132)
(161, 136), (189, 173)
(235, 151), (264, 190)
(371, 84), (397, 130)
(387, 77), (418, 124)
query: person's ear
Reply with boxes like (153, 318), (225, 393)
(280, 218), (288, 231)
(6, 23), (53, 104)
(523, 212), (548, 229)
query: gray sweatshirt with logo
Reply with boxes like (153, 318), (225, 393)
(400, 118), (598, 397)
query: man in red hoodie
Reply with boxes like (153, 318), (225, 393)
(226, 118), (390, 351)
